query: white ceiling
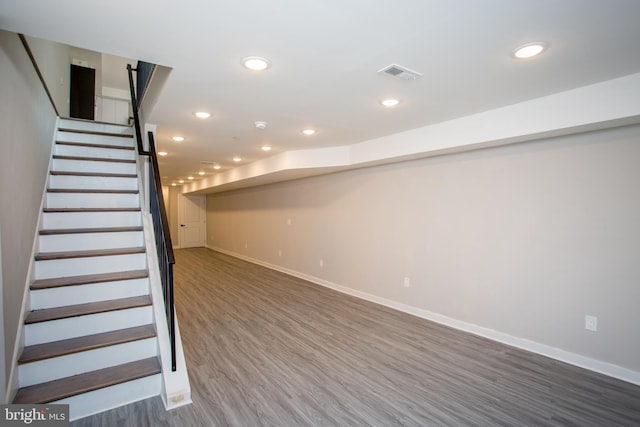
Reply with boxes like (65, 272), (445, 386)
(2, 0), (640, 192)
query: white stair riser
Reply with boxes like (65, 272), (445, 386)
(52, 159), (137, 175)
(35, 253), (146, 280)
(57, 132), (134, 148)
(30, 278), (150, 310)
(58, 120), (133, 136)
(49, 175), (138, 191)
(39, 231), (144, 253)
(56, 374), (161, 421)
(54, 144), (136, 161)
(19, 338), (158, 387)
(25, 306), (153, 346)
(46, 192), (140, 209)
(42, 211), (141, 229)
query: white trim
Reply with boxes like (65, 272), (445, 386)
(207, 245), (640, 387)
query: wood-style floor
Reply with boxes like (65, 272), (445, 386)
(72, 247), (640, 426)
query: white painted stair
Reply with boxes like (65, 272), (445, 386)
(14, 119), (161, 420)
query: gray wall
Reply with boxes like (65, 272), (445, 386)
(206, 124), (640, 373)
(23, 35), (71, 117)
(0, 30), (57, 397)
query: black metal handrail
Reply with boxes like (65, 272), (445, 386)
(127, 64), (177, 371)
(147, 131), (177, 371)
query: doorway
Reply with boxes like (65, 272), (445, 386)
(69, 64), (95, 120)
(178, 194), (206, 248)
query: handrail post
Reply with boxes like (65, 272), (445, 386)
(127, 64), (148, 155)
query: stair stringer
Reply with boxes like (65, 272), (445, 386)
(142, 213), (192, 410)
(4, 117), (60, 404)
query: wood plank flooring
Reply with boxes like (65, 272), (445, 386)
(71, 247), (640, 426)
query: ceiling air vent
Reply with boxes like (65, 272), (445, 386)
(378, 64), (422, 81)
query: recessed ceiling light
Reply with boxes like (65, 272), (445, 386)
(301, 129), (316, 136)
(171, 183), (176, 187)
(213, 164), (221, 170)
(233, 156), (242, 162)
(198, 171), (205, 176)
(261, 145), (272, 151)
(512, 42), (548, 59)
(158, 151), (168, 156)
(188, 176), (194, 180)
(242, 56), (271, 71)
(194, 112), (211, 119)
(381, 99), (400, 107)
(172, 136), (185, 142)
(178, 180), (184, 183)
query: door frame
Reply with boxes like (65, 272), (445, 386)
(177, 194), (206, 248)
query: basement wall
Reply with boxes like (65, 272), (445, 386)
(206, 124), (640, 379)
(22, 35), (70, 117)
(0, 30), (57, 398)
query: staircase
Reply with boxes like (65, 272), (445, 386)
(13, 119), (162, 419)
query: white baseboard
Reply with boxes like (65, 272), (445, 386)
(143, 214), (192, 411)
(207, 245), (640, 387)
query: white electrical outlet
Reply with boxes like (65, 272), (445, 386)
(287, 218), (292, 226)
(403, 277), (411, 287)
(319, 259), (324, 268)
(278, 250), (282, 257)
(585, 315), (598, 332)
(244, 242), (248, 249)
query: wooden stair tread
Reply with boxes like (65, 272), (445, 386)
(31, 269), (149, 290)
(19, 325), (156, 364)
(43, 207), (141, 213)
(50, 171), (137, 178)
(25, 295), (152, 324)
(47, 188), (139, 194)
(40, 226), (143, 235)
(53, 155), (136, 164)
(58, 128), (133, 138)
(35, 246), (145, 261)
(56, 141), (134, 151)
(13, 357), (160, 404)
